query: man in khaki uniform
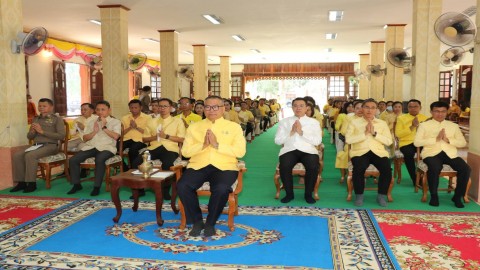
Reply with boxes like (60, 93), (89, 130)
(11, 98), (65, 193)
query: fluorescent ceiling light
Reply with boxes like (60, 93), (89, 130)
(250, 49), (261, 54)
(232, 35), (246, 41)
(142, 38), (159, 43)
(328, 11), (343, 22)
(326, 33), (337, 40)
(183, 51), (193, 55)
(325, 48), (332, 52)
(202, 14), (223, 25)
(88, 19), (101, 25)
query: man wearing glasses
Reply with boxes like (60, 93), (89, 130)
(414, 101), (470, 208)
(177, 96), (246, 237)
(176, 97), (202, 128)
(131, 98), (186, 199)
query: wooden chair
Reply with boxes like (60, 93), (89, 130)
(178, 161), (247, 232)
(273, 144), (323, 200)
(37, 119), (70, 189)
(391, 121), (404, 184)
(415, 148), (471, 203)
(78, 124), (124, 192)
(346, 145), (394, 202)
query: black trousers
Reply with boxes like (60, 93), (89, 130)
(123, 139), (147, 168)
(400, 143), (417, 185)
(423, 151), (470, 197)
(351, 151), (391, 195)
(131, 145), (178, 171)
(177, 165), (238, 226)
(69, 148), (114, 188)
(279, 150), (319, 197)
(244, 122), (254, 138)
(261, 116), (270, 131)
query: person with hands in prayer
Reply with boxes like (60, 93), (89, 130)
(346, 99), (393, 207)
(177, 95), (246, 237)
(414, 101), (470, 208)
(274, 97), (322, 204)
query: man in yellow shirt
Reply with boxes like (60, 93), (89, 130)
(258, 98), (271, 131)
(395, 99), (428, 186)
(176, 97), (202, 128)
(177, 95), (246, 237)
(414, 101), (470, 208)
(121, 99), (150, 170)
(346, 99), (393, 207)
(238, 101), (255, 142)
(130, 98), (185, 199)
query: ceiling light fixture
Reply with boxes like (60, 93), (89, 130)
(250, 49), (261, 54)
(183, 51), (193, 55)
(328, 11), (344, 22)
(232, 35), (246, 41)
(88, 19), (101, 25)
(325, 48), (333, 52)
(142, 38), (160, 43)
(326, 33), (337, 40)
(202, 14), (223, 25)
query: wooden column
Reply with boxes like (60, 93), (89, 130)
(358, 54), (370, 99)
(411, 0), (442, 114)
(369, 41), (385, 100)
(0, 0), (28, 188)
(98, 4), (130, 118)
(384, 24), (406, 101)
(159, 30), (178, 101)
(220, 56), (231, 98)
(193, 45), (208, 100)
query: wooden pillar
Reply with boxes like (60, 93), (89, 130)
(369, 41), (385, 100)
(159, 30), (178, 101)
(358, 54), (370, 99)
(220, 56), (231, 98)
(193, 45), (208, 100)
(384, 24), (406, 101)
(98, 5), (130, 118)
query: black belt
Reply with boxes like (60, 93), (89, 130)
(33, 142), (58, 146)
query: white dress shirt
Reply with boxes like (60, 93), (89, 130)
(82, 116), (122, 154)
(274, 115), (322, 156)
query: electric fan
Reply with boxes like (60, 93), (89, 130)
(127, 53), (147, 71)
(366, 65), (386, 77)
(440, 47), (465, 67)
(387, 48), (413, 68)
(178, 66), (194, 80)
(434, 12), (476, 46)
(11, 27), (49, 55)
(84, 54), (103, 70)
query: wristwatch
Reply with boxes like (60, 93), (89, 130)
(373, 131), (377, 137)
(165, 134), (170, 140)
(102, 126), (107, 130)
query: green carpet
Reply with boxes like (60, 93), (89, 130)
(1, 125), (478, 213)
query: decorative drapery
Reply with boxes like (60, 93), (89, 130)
(44, 38), (160, 69)
(243, 63), (355, 81)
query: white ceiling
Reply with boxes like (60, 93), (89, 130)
(22, 0), (476, 65)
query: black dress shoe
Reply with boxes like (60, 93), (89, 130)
(67, 184), (83, 195)
(429, 193), (439, 207)
(204, 224), (216, 237)
(10, 182), (26, 192)
(90, 187), (100, 196)
(23, 182), (37, 193)
(189, 220), (205, 237)
(129, 189), (146, 199)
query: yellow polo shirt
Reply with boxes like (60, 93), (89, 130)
(313, 108), (324, 128)
(182, 117), (246, 171)
(224, 110), (241, 124)
(346, 117), (392, 158)
(270, 103), (280, 112)
(395, 113), (428, 148)
(414, 119), (467, 159)
(144, 116), (185, 153)
(176, 112), (202, 126)
(238, 110), (254, 124)
(121, 112), (150, 142)
(258, 104), (270, 117)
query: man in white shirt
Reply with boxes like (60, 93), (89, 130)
(274, 97), (322, 204)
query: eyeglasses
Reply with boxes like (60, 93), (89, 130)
(362, 106), (377, 110)
(432, 110), (447, 113)
(204, 105), (224, 111)
(158, 105), (170, 108)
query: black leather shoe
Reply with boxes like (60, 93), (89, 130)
(67, 184), (83, 195)
(10, 182), (26, 192)
(189, 220), (205, 237)
(90, 187), (100, 196)
(204, 224), (216, 237)
(129, 189), (146, 199)
(23, 182), (37, 193)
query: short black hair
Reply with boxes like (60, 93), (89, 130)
(353, 99), (364, 107)
(407, 99), (421, 106)
(378, 101), (386, 105)
(158, 98), (173, 106)
(142, 86), (151, 92)
(81, 103), (94, 110)
(430, 101), (449, 111)
(96, 100), (111, 108)
(223, 99), (233, 106)
(179, 97), (191, 103)
(292, 97), (307, 106)
(38, 98), (53, 106)
(304, 96), (316, 106)
(128, 99), (142, 106)
(205, 95), (224, 104)
(362, 98), (377, 107)
(392, 101), (403, 108)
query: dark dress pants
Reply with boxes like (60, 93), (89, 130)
(131, 145), (178, 170)
(177, 165), (238, 226)
(69, 148), (114, 188)
(279, 150), (319, 197)
(423, 151), (470, 197)
(399, 143), (417, 185)
(123, 139), (147, 169)
(351, 151), (392, 195)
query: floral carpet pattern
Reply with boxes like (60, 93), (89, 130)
(0, 199), (398, 269)
(0, 195), (74, 234)
(374, 210), (480, 270)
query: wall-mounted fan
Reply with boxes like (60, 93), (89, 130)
(434, 12), (477, 46)
(440, 46), (465, 67)
(148, 67), (160, 76)
(387, 48), (413, 68)
(127, 53), (147, 71)
(84, 54), (103, 70)
(178, 65), (194, 80)
(11, 27), (48, 55)
(348, 76), (359, 85)
(366, 65), (386, 77)
(354, 69), (367, 80)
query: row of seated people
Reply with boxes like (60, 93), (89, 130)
(327, 98), (470, 208)
(11, 96), (247, 237)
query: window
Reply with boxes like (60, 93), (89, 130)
(328, 76), (345, 97)
(231, 75), (243, 101)
(151, 75), (161, 99)
(208, 74), (220, 96)
(348, 81), (358, 98)
(438, 71), (452, 101)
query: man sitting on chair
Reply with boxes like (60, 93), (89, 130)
(177, 95), (246, 237)
(121, 99), (149, 170)
(413, 101), (470, 208)
(274, 97), (322, 204)
(345, 98), (393, 207)
(11, 98), (65, 193)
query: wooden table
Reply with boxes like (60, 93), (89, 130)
(110, 169), (179, 226)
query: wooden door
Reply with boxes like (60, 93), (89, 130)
(90, 68), (104, 105)
(458, 65), (472, 106)
(52, 61), (67, 116)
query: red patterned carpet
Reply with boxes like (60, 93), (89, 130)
(374, 210), (480, 270)
(0, 195), (75, 234)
